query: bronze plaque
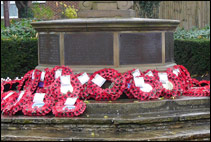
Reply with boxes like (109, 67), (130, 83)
(165, 32), (174, 62)
(39, 34), (60, 65)
(64, 33), (113, 65)
(119, 33), (162, 65)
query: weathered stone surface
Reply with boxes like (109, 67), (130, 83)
(92, 2), (117, 10)
(165, 32), (174, 62)
(31, 18), (180, 32)
(78, 10), (136, 18)
(1, 125), (210, 141)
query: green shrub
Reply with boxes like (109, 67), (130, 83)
(1, 19), (38, 39)
(174, 39), (210, 76)
(1, 38), (38, 79)
(174, 25), (210, 40)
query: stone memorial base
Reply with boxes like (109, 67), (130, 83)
(31, 18), (180, 73)
(1, 96), (210, 141)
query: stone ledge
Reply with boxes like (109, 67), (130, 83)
(1, 125), (210, 141)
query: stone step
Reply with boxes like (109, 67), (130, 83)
(1, 96), (210, 141)
(84, 96), (210, 116)
(2, 109), (210, 132)
(1, 124), (210, 141)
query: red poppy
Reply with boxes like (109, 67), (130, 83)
(18, 69), (41, 91)
(157, 71), (184, 99)
(48, 74), (81, 102)
(52, 97), (86, 117)
(129, 75), (162, 100)
(22, 92), (54, 116)
(87, 68), (126, 101)
(75, 72), (91, 100)
(44, 65), (73, 88)
(1, 91), (18, 112)
(2, 91), (27, 116)
(122, 69), (144, 99)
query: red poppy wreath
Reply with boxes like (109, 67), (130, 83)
(18, 69), (41, 92)
(157, 71), (184, 99)
(47, 74), (82, 102)
(52, 96), (86, 117)
(129, 74), (163, 101)
(87, 68), (126, 101)
(75, 72), (91, 100)
(2, 91), (27, 116)
(1, 78), (21, 96)
(184, 80), (210, 97)
(1, 91), (18, 112)
(122, 69), (144, 99)
(22, 92), (54, 116)
(44, 65), (73, 88)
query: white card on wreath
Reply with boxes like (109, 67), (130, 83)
(3, 92), (15, 100)
(60, 75), (74, 94)
(33, 93), (45, 103)
(64, 97), (78, 106)
(78, 73), (90, 85)
(91, 74), (106, 87)
(32, 70), (35, 80)
(14, 91), (25, 105)
(173, 69), (180, 76)
(55, 69), (62, 79)
(158, 73), (168, 83)
(145, 71), (154, 77)
(132, 69), (141, 77)
(134, 76), (145, 88)
(40, 71), (46, 81)
(140, 84), (153, 93)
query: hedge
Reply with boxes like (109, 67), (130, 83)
(1, 38), (38, 79)
(174, 39), (210, 76)
(1, 38), (210, 79)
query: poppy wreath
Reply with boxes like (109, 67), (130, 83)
(44, 65), (73, 88)
(52, 96), (86, 117)
(173, 65), (193, 89)
(129, 75), (163, 100)
(184, 86), (210, 97)
(143, 69), (160, 80)
(166, 67), (187, 94)
(157, 71), (184, 99)
(18, 69), (41, 91)
(47, 74), (82, 102)
(1, 91), (18, 112)
(87, 68), (126, 101)
(75, 72), (91, 100)
(122, 69), (144, 99)
(183, 80), (210, 97)
(1, 78), (21, 95)
(22, 92), (54, 116)
(199, 80), (210, 87)
(2, 91), (27, 116)
(32, 68), (51, 94)
(1, 83), (3, 95)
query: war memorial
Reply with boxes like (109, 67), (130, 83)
(1, 1), (210, 141)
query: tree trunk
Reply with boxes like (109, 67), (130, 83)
(15, 1), (33, 18)
(3, 1), (10, 27)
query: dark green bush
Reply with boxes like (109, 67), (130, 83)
(174, 39), (210, 76)
(1, 38), (38, 79)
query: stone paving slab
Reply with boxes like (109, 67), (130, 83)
(1, 125), (210, 141)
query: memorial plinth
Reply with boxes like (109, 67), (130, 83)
(31, 18), (180, 73)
